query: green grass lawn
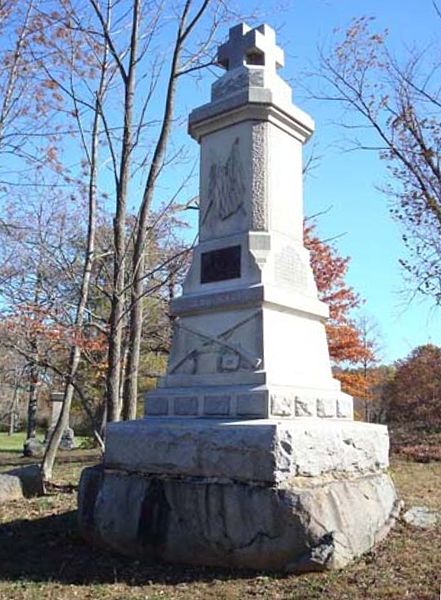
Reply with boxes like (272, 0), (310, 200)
(0, 431), (33, 453)
(0, 431), (90, 453)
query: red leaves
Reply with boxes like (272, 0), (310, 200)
(1, 303), (107, 360)
(43, 79), (58, 90)
(389, 344), (441, 426)
(396, 445), (441, 462)
(334, 370), (367, 398)
(304, 221), (371, 366)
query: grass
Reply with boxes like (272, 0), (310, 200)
(0, 432), (38, 453)
(0, 431), (92, 454)
(0, 456), (440, 599)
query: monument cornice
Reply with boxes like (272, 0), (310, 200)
(170, 283), (329, 320)
(188, 92), (314, 143)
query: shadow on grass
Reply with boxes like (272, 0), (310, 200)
(0, 450), (101, 469)
(0, 510), (260, 587)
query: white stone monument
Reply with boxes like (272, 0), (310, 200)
(78, 23), (399, 571)
(44, 391), (75, 450)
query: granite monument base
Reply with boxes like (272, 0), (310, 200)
(78, 418), (399, 572)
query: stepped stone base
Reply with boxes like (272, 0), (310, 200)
(78, 418), (399, 572)
(146, 385), (353, 420)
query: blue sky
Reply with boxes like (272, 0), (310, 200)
(2, 1), (438, 365)
(276, 0), (441, 363)
(113, 0), (441, 364)
(185, 0), (441, 364)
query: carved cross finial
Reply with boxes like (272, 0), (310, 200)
(217, 23), (284, 72)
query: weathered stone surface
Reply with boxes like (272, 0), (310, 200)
(9, 464), (44, 497)
(403, 506), (440, 529)
(0, 474), (23, 503)
(23, 438), (45, 458)
(104, 418), (390, 484)
(78, 465), (398, 572)
(146, 384), (354, 420)
(0, 465), (43, 503)
(45, 427), (76, 450)
(46, 428), (76, 450)
(60, 427), (76, 450)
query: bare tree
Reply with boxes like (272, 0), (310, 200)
(122, 0), (222, 420)
(0, 351), (27, 435)
(60, 0), (241, 422)
(0, 0), (69, 197)
(355, 314), (382, 421)
(40, 2), (111, 481)
(315, 14), (441, 303)
(0, 1), (261, 463)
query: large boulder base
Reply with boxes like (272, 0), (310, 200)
(78, 464), (399, 572)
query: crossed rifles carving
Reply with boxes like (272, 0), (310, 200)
(169, 311), (262, 374)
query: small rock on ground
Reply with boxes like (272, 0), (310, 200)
(403, 506), (439, 529)
(23, 438), (45, 458)
(0, 464), (44, 503)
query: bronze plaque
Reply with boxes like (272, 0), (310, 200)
(201, 245), (241, 284)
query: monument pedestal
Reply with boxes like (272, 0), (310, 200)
(79, 418), (398, 571)
(78, 23), (398, 571)
(45, 392), (75, 450)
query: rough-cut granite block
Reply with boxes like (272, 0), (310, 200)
(295, 397), (315, 417)
(236, 392), (266, 416)
(337, 395), (354, 419)
(204, 395), (230, 416)
(78, 465), (399, 572)
(104, 418), (390, 484)
(146, 396), (168, 416)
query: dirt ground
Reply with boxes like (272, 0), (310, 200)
(0, 453), (440, 600)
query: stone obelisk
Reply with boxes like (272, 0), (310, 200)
(145, 23), (353, 421)
(78, 23), (399, 572)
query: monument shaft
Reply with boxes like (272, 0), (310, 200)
(146, 22), (352, 421)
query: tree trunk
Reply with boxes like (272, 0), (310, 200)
(26, 366), (38, 441)
(8, 411), (15, 436)
(8, 387), (19, 436)
(122, 2), (195, 418)
(122, 252), (144, 420)
(106, 294), (124, 421)
(40, 19), (106, 479)
(104, 0), (139, 423)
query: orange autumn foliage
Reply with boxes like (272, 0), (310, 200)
(389, 344), (441, 425)
(334, 369), (381, 400)
(1, 303), (107, 375)
(304, 222), (375, 394)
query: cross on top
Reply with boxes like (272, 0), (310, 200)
(217, 23), (284, 72)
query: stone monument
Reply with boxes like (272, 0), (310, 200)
(78, 23), (399, 571)
(45, 391), (75, 450)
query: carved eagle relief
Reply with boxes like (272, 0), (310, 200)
(203, 137), (246, 225)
